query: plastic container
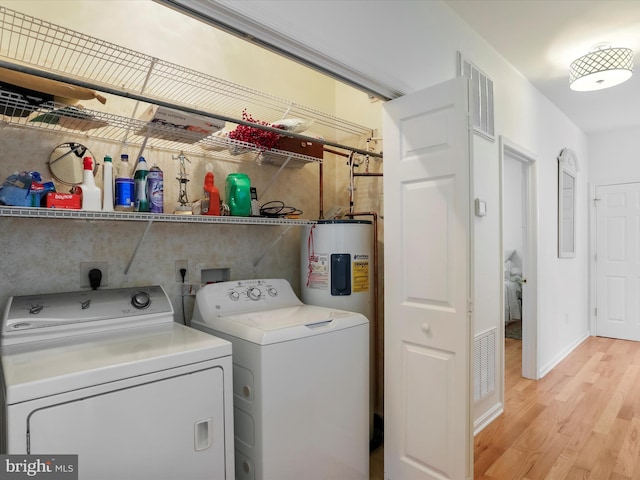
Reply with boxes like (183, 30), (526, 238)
(102, 155), (114, 212)
(79, 156), (102, 211)
(115, 154), (133, 212)
(225, 173), (251, 217)
(133, 156), (149, 212)
(202, 164), (220, 216)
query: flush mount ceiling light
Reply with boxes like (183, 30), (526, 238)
(569, 43), (634, 91)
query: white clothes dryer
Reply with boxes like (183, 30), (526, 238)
(191, 279), (369, 480)
(0, 285), (234, 480)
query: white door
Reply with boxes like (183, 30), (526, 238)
(596, 183), (640, 341)
(383, 77), (472, 480)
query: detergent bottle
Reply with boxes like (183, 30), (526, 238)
(202, 163), (220, 216)
(225, 173), (251, 217)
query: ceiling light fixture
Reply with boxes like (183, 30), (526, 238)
(569, 43), (634, 92)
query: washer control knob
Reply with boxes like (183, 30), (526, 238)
(29, 304), (43, 315)
(131, 291), (151, 309)
(267, 287), (278, 297)
(229, 291), (240, 301)
(247, 287), (261, 301)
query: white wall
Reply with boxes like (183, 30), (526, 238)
(214, 0), (591, 424)
(503, 158), (524, 262)
(589, 127), (640, 185)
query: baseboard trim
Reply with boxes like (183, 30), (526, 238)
(539, 331), (590, 378)
(473, 401), (504, 436)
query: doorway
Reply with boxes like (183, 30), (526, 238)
(500, 137), (538, 379)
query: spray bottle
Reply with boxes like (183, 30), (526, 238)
(201, 163), (220, 216)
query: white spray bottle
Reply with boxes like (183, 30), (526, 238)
(80, 156), (102, 211)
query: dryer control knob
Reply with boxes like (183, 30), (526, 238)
(131, 291), (151, 309)
(247, 287), (261, 301)
(267, 287), (278, 297)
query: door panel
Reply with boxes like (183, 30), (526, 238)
(29, 367), (227, 480)
(404, 177), (456, 306)
(596, 183), (640, 340)
(383, 77), (472, 480)
(403, 343), (452, 474)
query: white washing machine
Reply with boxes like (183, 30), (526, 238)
(0, 285), (234, 480)
(191, 279), (369, 480)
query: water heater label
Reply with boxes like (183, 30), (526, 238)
(307, 253), (329, 289)
(352, 255), (369, 292)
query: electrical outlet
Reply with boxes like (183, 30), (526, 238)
(80, 262), (109, 288)
(175, 259), (188, 282)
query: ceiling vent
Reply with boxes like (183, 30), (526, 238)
(457, 52), (495, 141)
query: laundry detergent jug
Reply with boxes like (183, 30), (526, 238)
(225, 173), (251, 216)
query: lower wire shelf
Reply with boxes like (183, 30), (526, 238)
(0, 206), (316, 226)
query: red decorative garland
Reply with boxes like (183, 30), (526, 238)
(229, 109), (281, 150)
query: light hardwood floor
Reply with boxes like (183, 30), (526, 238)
(475, 336), (640, 479)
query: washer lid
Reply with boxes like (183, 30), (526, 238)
(192, 304), (367, 345)
(1, 322), (231, 404)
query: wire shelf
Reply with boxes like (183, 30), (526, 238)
(0, 92), (323, 166)
(0, 5), (374, 147)
(0, 206), (317, 226)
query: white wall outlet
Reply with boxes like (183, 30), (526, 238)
(80, 262), (109, 288)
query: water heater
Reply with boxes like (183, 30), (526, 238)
(300, 219), (373, 320)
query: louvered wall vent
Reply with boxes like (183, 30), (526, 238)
(474, 327), (496, 401)
(457, 52), (495, 141)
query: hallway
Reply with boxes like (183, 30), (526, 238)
(475, 336), (640, 479)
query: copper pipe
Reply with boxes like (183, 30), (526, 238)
(318, 161), (324, 219)
(346, 211), (380, 413)
(323, 147), (351, 158)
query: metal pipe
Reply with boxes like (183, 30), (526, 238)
(318, 161), (324, 219)
(348, 151), (356, 214)
(345, 211), (380, 412)
(323, 147), (351, 158)
(354, 172), (383, 177)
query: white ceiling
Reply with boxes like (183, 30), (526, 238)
(445, 0), (640, 135)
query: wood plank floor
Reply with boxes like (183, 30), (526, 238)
(475, 336), (640, 480)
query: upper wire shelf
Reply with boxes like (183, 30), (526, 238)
(0, 6), (375, 154)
